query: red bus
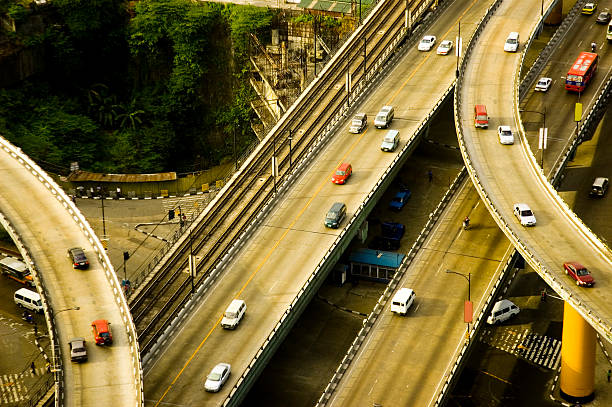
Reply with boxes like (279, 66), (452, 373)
(565, 52), (598, 92)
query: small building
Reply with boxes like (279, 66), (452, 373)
(349, 248), (404, 282)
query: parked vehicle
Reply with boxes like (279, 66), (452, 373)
(487, 299), (520, 324)
(589, 177), (609, 197)
(349, 113), (367, 133)
(14, 288), (43, 313)
(0, 257), (34, 287)
(389, 189), (411, 211)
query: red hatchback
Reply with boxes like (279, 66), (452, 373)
(563, 262), (595, 287)
(331, 163), (352, 185)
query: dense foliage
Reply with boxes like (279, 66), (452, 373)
(0, 0), (275, 173)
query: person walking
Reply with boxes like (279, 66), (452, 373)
(30, 362), (36, 375)
(428, 170), (433, 183)
(607, 369), (611, 383)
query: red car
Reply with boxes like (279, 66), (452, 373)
(331, 163), (352, 185)
(563, 262), (595, 287)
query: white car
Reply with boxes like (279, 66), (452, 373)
(418, 35), (437, 51)
(437, 40), (453, 55)
(513, 203), (537, 226)
(497, 125), (514, 145)
(204, 363), (231, 392)
(535, 77), (552, 92)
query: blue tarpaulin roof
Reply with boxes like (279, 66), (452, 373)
(349, 248), (404, 268)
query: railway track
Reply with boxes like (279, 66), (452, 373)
(130, 0), (443, 355)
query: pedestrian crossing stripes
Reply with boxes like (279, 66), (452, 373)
(161, 195), (213, 220)
(480, 327), (561, 370)
(0, 368), (46, 404)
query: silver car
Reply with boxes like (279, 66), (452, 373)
(69, 338), (88, 362)
(205, 363), (231, 392)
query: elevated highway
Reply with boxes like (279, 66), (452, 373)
(143, 0), (503, 405)
(457, 0), (612, 400)
(0, 137), (142, 406)
(457, 0), (612, 344)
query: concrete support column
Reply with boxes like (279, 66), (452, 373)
(560, 301), (596, 403)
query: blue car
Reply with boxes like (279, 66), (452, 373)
(389, 190), (411, 211)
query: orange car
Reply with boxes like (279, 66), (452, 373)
(331, 163), (352, 185)
(91, 319), (113, 345)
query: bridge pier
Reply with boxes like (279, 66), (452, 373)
(560, 301), (596, 403)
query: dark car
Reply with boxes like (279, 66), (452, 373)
(389, 190), (411, 211)
(596, 10), (610, 23)
(563, 261), (595, 287)
(68, 247), (89, 269)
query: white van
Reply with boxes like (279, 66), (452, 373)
(14, 288), (43, 313)
(374, 106), (394, 128)
(504, 32), (520, 52)
(380, 129), (400, 152)
(221, 299), (246, 329)
(390, 288), (415, 315)
(487, 299), (519, 324)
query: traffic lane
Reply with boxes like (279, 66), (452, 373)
(144, 0), (500, 402)
(329, 180), (513, 406)
(143, 222), (339, 406)
(0, 148), (138, 406)
(564, 105), (612, 243)
(460, 0), (612, 337)
(521, 5), (612, 174)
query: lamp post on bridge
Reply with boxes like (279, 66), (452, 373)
(446, 270), (472, 342)
(520, 108), (547, 170)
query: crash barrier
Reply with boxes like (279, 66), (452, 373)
(0, 136), (144, 406)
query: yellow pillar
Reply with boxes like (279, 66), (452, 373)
(560, 301), (596, 402)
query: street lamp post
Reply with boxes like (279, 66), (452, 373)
(54, 306), (80, 317)
(95, 186), (107, 237)
(446, 270), (472, 341)
(520, 109), (547, 169)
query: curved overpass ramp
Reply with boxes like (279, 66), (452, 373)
(456, 0), (612, 343)
(0, 137), (142, 406)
